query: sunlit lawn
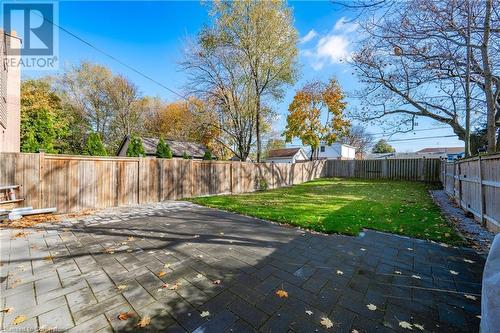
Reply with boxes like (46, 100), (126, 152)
(189, 178), (463, 245)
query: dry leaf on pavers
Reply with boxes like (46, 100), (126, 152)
(320, 317), (333, 328)
(117, 285), (128, 291)
(414, 323), (425, 331)
(213, 280), (222, 285)
(1, 307), (13, 313)
(336, 270), (344, 275)
(352, 330), (360, 333)
(118, 312), (134, 320)
(137, 317), (151, 328)
(449, 270), (459, 275)
(157, 271), (167, 278)
(360, 248), (366, 251)
(200, 311), (210, 318)
(463, 258), (475, 264)
(465, 294), (477, 301)
(104, 248), (115, 254)
(12, 315), (27, 325)
(168, 282), (181, 290)
(275, 289), (288, 298)
(11, 231), (30, 239)
(399, 321), (413, 329)
(305, 310), (313, 316)
(394, 271), (402, 275)
(411, 275), (421, 279)
(164, 263), (171, 269)
(196, 273), (203, 279)
(128, 236), (135, 241)
(366, 304), (377, 311)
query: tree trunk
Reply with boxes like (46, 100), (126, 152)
(464, 1), (472, 157)
(255, 98), (261, 163)
(481, 0), (496, 153)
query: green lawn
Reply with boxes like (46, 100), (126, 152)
(189, 178), (463, 245)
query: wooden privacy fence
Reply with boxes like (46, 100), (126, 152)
(325, 158), (442, 182)
(0, 153), (327, 213)
(441, 154), (500, 232)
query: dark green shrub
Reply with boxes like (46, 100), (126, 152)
(156, 138), (172, 159)
(127, 136), (145, 157)
(84, 132), (107, 156)
(182, 151), (189, 159)
(202, 150), (213, 160)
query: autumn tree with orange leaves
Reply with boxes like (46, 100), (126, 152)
(284, 78), (350, 160)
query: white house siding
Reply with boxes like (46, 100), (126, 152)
(317, 143), (356, 160)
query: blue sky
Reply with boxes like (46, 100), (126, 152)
(18, 0), (463, 152)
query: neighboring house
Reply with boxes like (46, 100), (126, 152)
(417, 147), (465, 161)
(364, 147), (465, 160)
(0, 30), (21, 153)
(117, 136), (210, 159)
(317, 142), (356, 160)
(266, 148), (309, 164)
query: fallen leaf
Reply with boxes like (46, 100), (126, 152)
(320, 317), (333, 329)
(305, 310), (313, 316)
(394, 271), (402, 275)
(169, 282), (181, 290)
(43, 255), (54, 261)
(407, 248), (413, 251)
(414, 323), (425, 331)
(411, 275), (421, 279)
(117, 285), (127, 291)
(164, 263), (171, 268)
(148, 251), (155, 254)
(399, 321), (413, 330)
(1, 307), (13, 313)
(193, 235), (200, 238)
(118, 312), (134, 320)
(196, 273), (203, 279)
(449, 270), (459, 275)
(12, 315), (27, 325)
(137, 316), (151, 328)
(275, 289), (288, 298)
(336, 270), (344, 275)
(366, 304), (377, 311)
(213, 279), (222, 285)
(200, 311), (210, 318)
(476, 315), (481, 319)
(352, 330), (360, 333)
(463, 259), (475, 264)
(464, 294), (477, 301)
(128, 236), (135, 241)
(360, 248), (366, 251)
(157, 271), (167, 278)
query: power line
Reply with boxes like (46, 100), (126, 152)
(386, 134), (457, 143)
(33, 12), (188, 101)
(369, 126), (450, 137)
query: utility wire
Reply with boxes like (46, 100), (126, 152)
(386, 135), (457, 143)
(33, 11), (188, 101)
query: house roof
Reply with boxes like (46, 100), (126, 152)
(117, 136), (209, 158)
(417, 147), (464, 154)
(267, 148), (303, 158)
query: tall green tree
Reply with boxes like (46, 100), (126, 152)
(126, 136), (145, 157)
(156, 137), (172, 159)
(84, 132), (107, 156)
(209, 0), (299, 162)
(372, 139), (395, 153)
(20, 80), (70, 153)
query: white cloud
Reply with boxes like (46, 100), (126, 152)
(302, 17), (358, 71)
(300, 29), (318, 44)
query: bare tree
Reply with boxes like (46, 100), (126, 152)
(180, 34), (256, 160)
(349, 0), (499, 152)
(339, 125), (374, 158)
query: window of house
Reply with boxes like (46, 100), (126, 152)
(320, 146), (325, 152)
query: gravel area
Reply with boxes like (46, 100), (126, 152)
(431, 190), (494, 253)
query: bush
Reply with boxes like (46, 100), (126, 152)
(182, 151), (189, 159)
(156, 138), (172, 159)
(202, 150), (212, 160)
(256, 176), (268, 191)
(127, 136), (145, 157)
(84, 132), (107, 156)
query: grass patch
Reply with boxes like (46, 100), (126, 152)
(189, 178), (463, 245)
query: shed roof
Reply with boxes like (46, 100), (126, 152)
(267, 148), (302, 158)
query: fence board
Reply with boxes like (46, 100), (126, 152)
(441, 154), (500, 233)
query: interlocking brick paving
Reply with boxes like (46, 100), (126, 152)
(0, 202), (485, 332)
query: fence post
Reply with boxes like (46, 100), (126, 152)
(138, 157), (143, 204)
(39, 152), (45, 207)
(382, 159), (388, 178)
(478, 156), (485, 226)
